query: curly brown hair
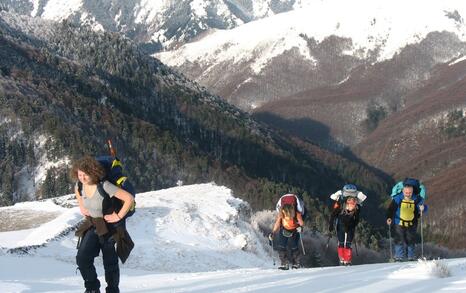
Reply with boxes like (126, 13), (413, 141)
(70, 155), (105, 184)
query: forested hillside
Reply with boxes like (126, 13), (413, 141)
(0, 13), (394, 249)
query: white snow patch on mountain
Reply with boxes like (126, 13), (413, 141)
(449, 55), (466, 66)
(33, 135), (70, 190)
(80, 12), (104, 31)
(133, 0), (168, 24)
(40, 0), (83, 20)
(31, 0), (41, 17)
(190, 0), (209, 18)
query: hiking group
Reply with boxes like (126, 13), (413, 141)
(269, 179), (427, 268)
(70, 142), (427, 292)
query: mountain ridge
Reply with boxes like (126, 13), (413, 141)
(156, 1), (466, 110)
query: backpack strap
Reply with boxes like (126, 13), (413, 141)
(77, 181), (110, 198)
(77, 181), (83, 196)
(97, 181), (110, 199)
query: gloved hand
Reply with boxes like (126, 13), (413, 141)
(296, 226), (303, 233)
(329, 223), (334, 232)
(268, 233), (273, 241)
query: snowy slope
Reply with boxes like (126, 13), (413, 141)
(1, 255), (466, 292)
(156, 0), (466, 73)
(1, 183), (466, 292)
(0, 183), (270, 272)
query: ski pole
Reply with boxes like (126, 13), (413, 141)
(325, 233), (332, 252)
(344, 232), (347, 248)
(299, 231), (306, 256)
(420, 210), (424, 258)
(388, 223), (393, 261)
(269, 233), (276, 266)
(354, 235), (359, 256)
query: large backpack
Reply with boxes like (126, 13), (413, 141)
(276, 194), (307, 218)
(391, 177), (426, 200)
(78, 155), (136, 220)
(330, 184), (367, 206)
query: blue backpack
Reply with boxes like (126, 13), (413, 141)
(391, 178), (426, 200)
(78, 155), (136, 220)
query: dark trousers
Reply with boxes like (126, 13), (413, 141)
(275, 227), (300, 265)
(76, 228), (120, 293)
(393, 224), (417, 259)
(336, 221), (355, 248)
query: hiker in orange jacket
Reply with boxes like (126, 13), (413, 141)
(269, 203), (304, 270)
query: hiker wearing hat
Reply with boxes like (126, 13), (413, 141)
(328, 184), (367, 265)
(386, 179), (426, 261)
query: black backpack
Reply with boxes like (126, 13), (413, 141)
(78, 155), (136, 220)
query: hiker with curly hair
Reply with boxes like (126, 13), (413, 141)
(71, 155), (134, 293)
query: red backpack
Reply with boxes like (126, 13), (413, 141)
(276, 194), (306, 217)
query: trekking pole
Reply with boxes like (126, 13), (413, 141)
(354, 235), (359, 256)
(269, 234), (276, 266)
(420, 210), (424, 259)
(388, 224), (393, 262)
(325, 233), (332, 253)
(299, 231), (306, 256)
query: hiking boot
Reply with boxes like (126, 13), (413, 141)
(394, 258), (404, 262)
(291, 263), (300, 269)
(278, 264), (289, 270)
(339, 260), (351, 266)
(84, 289), (100, 293)
(407, 257), (416, 262)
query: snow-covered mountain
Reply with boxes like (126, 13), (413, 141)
(2, 0), (307, 51)
(156, 0), (466, 110)
(1, 183), (466, 292)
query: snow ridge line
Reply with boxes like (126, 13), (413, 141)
(2, 220), (82, 255)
